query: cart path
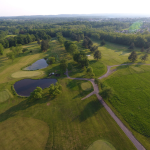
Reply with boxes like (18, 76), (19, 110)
(66, 63), (146, 150)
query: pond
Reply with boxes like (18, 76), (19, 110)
(14, 79), (57, 96)
(24, 59), (48, 70)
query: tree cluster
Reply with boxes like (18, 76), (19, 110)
(41, 40), (49, 51)
(82, 36), (93, 49)
(73, 51), (89, 68)
(49, 82), (62, 97)
(64, 41), (78, 55)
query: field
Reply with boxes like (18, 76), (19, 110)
(0, 117), (49, 150)
(11, 70), (44, 78)
(87, 140), (116, 150)
(128, 21), (143, 32)
(0, 79), (136, 150)
(102, 64), (150, 149)
(0, 39), (137, 149)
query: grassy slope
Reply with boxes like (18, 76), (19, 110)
(11, 70), (44, 78)
(102, 65), (150, 149)
(0, 39), (137, 149)
(87, 140), (116, 150)
(0, 117), (49, 150)
(0, 79), (136, 150)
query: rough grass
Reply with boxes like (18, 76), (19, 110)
(0, 117), (49, 150)
(81, 82), (92, 91)
(11, 71), (44, 78)
(0, 90), (10, 103)
(0, 79), (136, 150)
(87, 140), (116, 150)
(103, 65), (150, 148)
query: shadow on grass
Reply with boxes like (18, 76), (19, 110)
(0, 94), (55, 123)
(79, 100), (103, 122)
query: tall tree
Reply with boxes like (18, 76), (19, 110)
(73, 51), (89, 68)
(47, 57), (55, 64)
(90, 46), (98, 53)
(86, 67), (95, 78)
(141, 54), (148, 62)
(128, 51), (137, 62)
(60, 59), (68, 72)
(49, 82), (62, 97)
(101, 39), (105, 46)
(6, 52), (15, 62)
(41, 40), (49, 51)
(94, 50), (101, 60)
(0, 44), (4, 55)
(29, 87), (43, 100)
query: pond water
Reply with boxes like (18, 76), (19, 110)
(24, 59), (48, 70)
(14, 79), (57, 96)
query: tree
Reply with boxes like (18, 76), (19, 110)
(15, 44), (22, 55)
(22, 48), (28, 53)
(47, 57), (55, 64)
(60, 59), (68, 72)
(141, 54), (148, 62)
(73, 51), (89, 68)
(37, 39), (41, 45)
(29, 87), (43, 100)
(82, 36), (93, 49)
(94, 50), (101, 60)
(6, 52), (15, 62)
(94, 78), (101, 86)
(86, 67), (95, 78)
(141, 47), (144, 52)
(41, 40), (49, 51)
(101, 39), (105, 46)
(49, 82), (62, 97)
(128, 51), (137, 62)
(90, 46), (98, 53)
(64, 41), (78, 55)
(101, 88), (113, 100)
(0, 44), (4, 55)
(128, 42), (135, 50)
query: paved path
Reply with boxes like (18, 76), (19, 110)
(66, 64), (146, 150)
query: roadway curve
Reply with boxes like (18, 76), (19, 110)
(66, 64), (145, 150)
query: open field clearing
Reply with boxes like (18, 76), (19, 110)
(11, 70), (44, 78)
(81, 81), (92, 91)
(87, 140), (116, 150)
(0, 79), (136, 150)
(102, 64), (150, 149)
(0, 117), (49, 150)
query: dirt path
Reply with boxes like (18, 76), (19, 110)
(66, 65), (145, 150)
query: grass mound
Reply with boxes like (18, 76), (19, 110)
(11, 71), (44, 78)
(81, 82), (92, 91)
(87, 140), (116, 150)
(0, 117), (49, 150)
(0, 90), (10, 103)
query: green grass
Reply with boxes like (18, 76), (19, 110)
(0, 90), (10, 103)
(11, 71), (44, 78)
(81, 82), (92, 91)
(129, 21), (143, 32)
(0, 38), (145, 149)
(102, 65), (150, 149)
(0, 117), (49, 150)
(5, 35), (17, 38)
(0, 79), (136, 150)
(87, 140), (116, 150)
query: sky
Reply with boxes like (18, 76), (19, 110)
(0, 0), (150, 16)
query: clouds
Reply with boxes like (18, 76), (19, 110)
(0, 0), (150, 16)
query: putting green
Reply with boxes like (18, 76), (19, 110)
(11, 71), (44, 78)
(87, 140), (116, 150)
(81, 82), (92, 91)
(0, 117), (49, 150)
(0, 89), (12, 103)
